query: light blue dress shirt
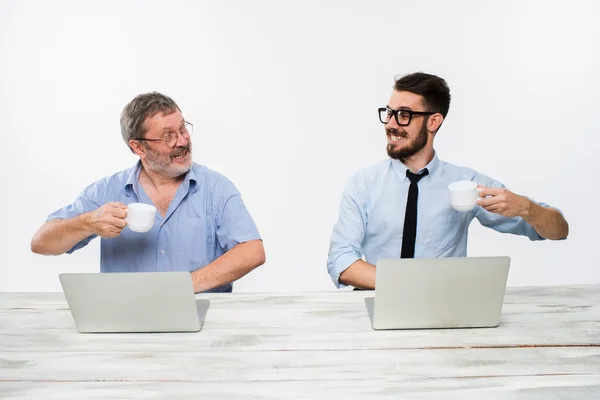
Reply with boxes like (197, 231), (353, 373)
(47, 161), (261, 293)
(327, 151), (557, 288)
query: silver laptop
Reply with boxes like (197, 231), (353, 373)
(59, 271), (210, 333)
(365, 256), (510, 330)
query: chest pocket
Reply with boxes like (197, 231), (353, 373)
(419, 207), (469, 250)
(180, 217), (213, 267)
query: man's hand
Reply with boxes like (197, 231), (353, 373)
(477, 186), (532, 218)
(87, 202), (128, 238)
(31, 202), (129, 255)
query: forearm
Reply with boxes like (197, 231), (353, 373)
(191, 240), (265, 293)
(522, 201), (569, 240)
(31, 214), (95, 255)
(339, 259), (376, 289)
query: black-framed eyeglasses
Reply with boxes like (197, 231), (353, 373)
(136, 121), (194, 148)
(378, 107), (436, 126)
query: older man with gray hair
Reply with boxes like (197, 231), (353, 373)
(31, 92), (265, 293)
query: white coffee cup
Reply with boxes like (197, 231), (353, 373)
(448, 181), (479, 211)
(126, 203), (157, 233)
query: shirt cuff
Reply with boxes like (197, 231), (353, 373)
(328, 253), (361, 289)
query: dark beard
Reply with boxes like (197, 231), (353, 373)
(386, 120), (428, 161)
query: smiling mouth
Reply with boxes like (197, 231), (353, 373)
(386, 128), (407, 142)
(388, 134), (405, 142)
(172, 149), (189, 160)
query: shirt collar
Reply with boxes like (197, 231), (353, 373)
(124, 160), (198, 197)
(392, 150), (440, 183)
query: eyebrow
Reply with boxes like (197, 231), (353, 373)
(387, 105), (414, 111)
(162, 121), (185, 132)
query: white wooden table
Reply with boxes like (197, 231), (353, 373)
(1, 285), (599, 399)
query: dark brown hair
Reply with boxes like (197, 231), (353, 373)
(394, 72), (451, 118)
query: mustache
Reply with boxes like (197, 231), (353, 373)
(170, 145), (191, 158)
(386, 128), (408, 138)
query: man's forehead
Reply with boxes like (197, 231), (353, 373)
(388, 90), (425, 109)
(145, 110), (184, 129)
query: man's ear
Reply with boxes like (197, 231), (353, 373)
(129, 140), (145, 157)
(428, 113), (444, 134)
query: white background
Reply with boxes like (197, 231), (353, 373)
(1, 0), (598, 292)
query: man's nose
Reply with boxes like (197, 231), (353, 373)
(175, 131), (189, 147)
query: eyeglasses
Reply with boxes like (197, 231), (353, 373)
(378, 107), (436, 126)
(136, 121), (193, 148)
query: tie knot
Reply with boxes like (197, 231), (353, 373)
(406, 168), (429, 184)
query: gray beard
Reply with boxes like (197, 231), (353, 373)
(144, 145), (192, 178)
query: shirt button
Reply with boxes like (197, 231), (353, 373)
(160, 250), (165, 254)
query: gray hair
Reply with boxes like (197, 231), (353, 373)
(120, 92), (180, 152)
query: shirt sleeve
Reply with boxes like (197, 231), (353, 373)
(45, 182), (104, 253)
(215, 181), (262, 251)
(473, 173), (564, 241)
(327, 175), (368, 288)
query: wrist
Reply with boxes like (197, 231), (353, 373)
(190, 270), (201, 293)
(519, 197), (534, 219)
(76, 212), (96, 236)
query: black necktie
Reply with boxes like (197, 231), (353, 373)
(400, 168), (429, 258)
